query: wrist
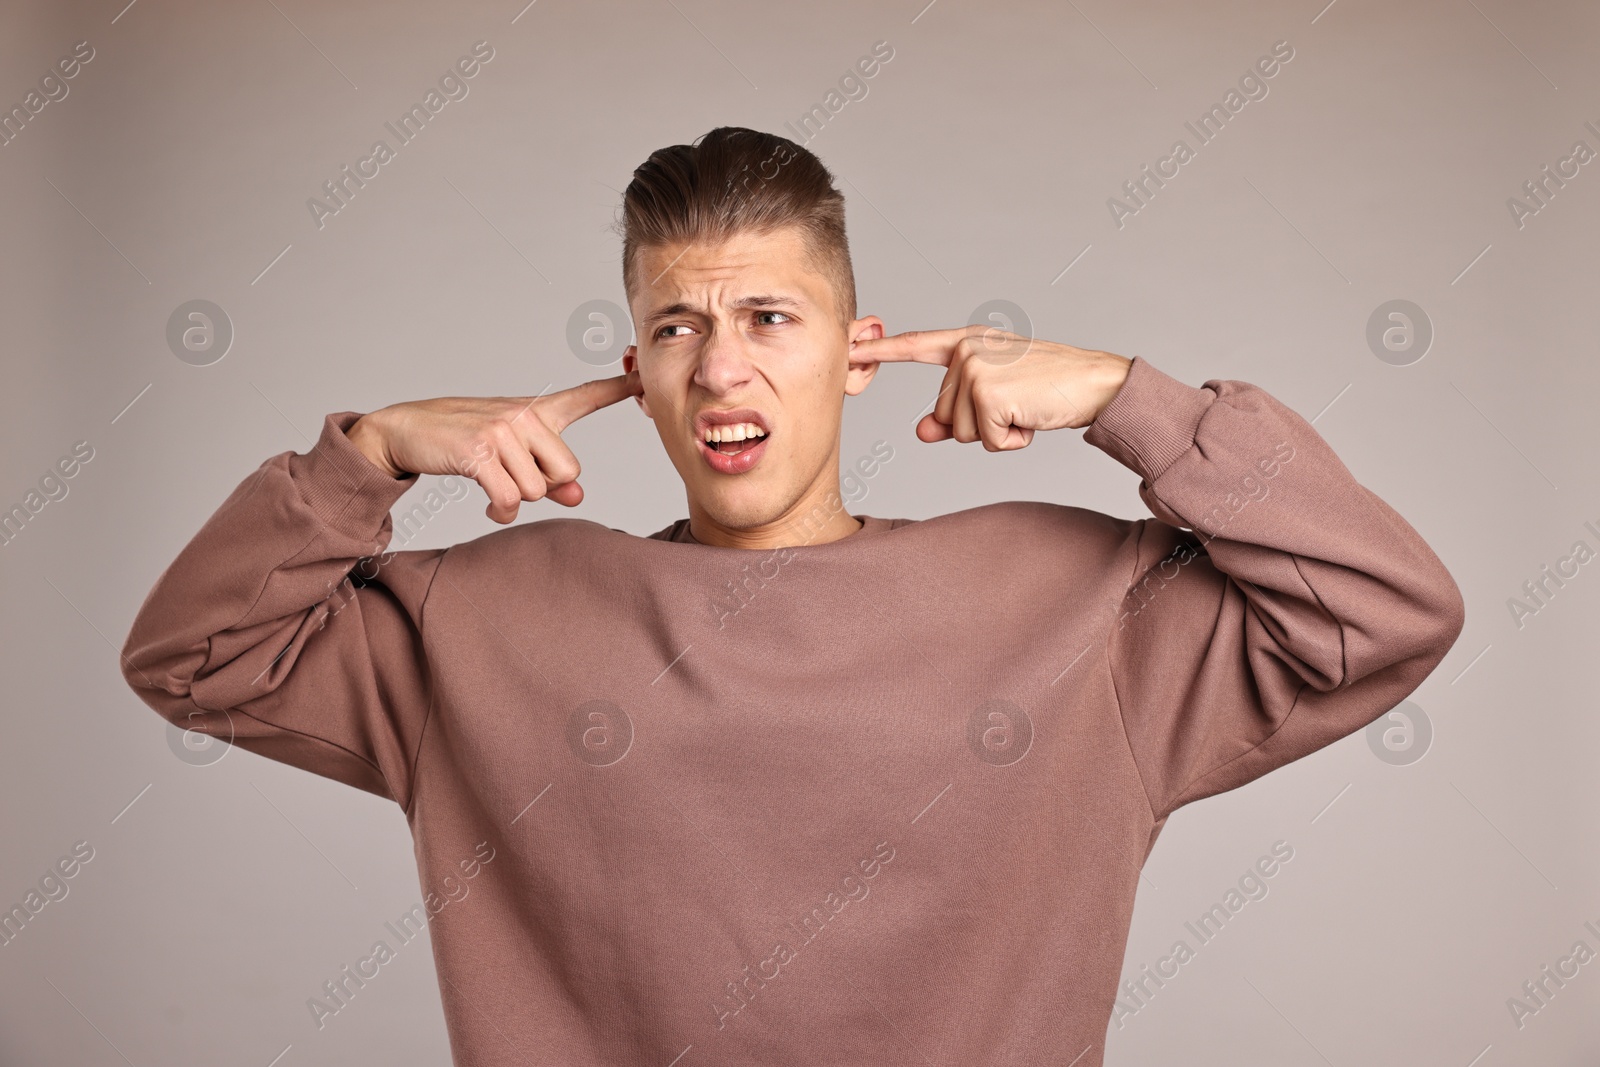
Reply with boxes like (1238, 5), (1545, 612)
(1082, 356), (1212, 482)
(346, 413), (408, 480)
(1086, 352), (1135, 424)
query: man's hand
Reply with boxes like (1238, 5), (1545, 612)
(345, 370), (643, 523)
(851, 326), (1133, 451)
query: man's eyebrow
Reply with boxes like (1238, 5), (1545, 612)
(735, 294), (806, 311)
(640, 294), (807, 328)
(640, 301), (695, 328)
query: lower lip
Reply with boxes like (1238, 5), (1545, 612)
(698, 434), (769, 474)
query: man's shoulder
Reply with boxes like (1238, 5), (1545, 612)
(853, 500), (1144, 577)
(879, 500), (1147, 595)
(437, 515), (655, 564)
(914, 498), (1138, 542)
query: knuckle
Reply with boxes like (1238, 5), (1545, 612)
(551, 455), (580, 483)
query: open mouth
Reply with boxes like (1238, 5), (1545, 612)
(696, 419), (771, 474)
(704, 425), (768, 455)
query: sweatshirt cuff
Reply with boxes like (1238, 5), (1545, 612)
(1081, 356), (1214, 483)
(288, 412), (418, 532)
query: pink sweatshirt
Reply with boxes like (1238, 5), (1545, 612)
(120, 356), (1464, 1065)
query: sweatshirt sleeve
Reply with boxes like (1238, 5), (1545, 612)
(1082, 356), (1466, 821)
(119, 412), (447, 808)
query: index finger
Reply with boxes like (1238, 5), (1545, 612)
(850, 325), (987, 366)
(540, 369), (643, 433)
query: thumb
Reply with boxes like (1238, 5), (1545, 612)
(546, 480), (584, 507)
(916, 413), (952, 443)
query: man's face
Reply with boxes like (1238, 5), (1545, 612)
(622, 224), (883, 533)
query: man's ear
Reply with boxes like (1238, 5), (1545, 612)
(622, 344), (653, 418)
(845, 315), (885, 396)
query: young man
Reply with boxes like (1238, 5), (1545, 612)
(120, 126), (1464, 1065)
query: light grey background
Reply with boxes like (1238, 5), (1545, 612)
(3, 0), (1597, 1063)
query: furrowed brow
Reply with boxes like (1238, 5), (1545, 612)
(734, 295), (805, 311)
(641, 301), (695, 329)
(642, 294), (806, 329)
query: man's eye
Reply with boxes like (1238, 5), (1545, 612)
(755, 311), (791, 326)
(656, 324), (693, 339)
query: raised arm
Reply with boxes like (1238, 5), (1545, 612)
(119, 371), (642, 806)
(118, 412), (443, 804)
(849, 328), (1466, 822)
(1082, 357), (1465, 819)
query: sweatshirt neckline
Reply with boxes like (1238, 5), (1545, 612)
(657, 513), (898, 550)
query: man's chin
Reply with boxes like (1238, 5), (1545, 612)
(692, 482), (797, 533)
(697, 498), (788, 532)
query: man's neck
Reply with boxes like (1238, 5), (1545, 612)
(687, 485), (863, 550)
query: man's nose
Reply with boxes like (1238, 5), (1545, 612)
(694, 323), (755, 392)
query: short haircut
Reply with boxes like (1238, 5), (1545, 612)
(617, 126), (857, 324)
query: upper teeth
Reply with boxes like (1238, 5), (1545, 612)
(704, 422), (767, 443)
